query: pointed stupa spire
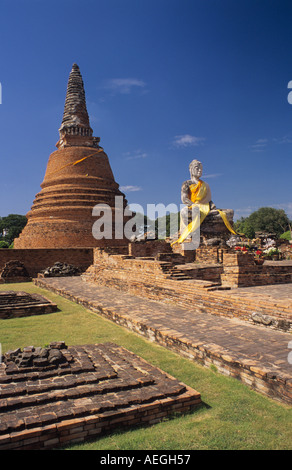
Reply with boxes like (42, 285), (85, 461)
(57, 63), (98, 148)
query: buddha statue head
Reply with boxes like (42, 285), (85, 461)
(189, 159), (203, 182)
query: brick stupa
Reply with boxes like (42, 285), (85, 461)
(15, 64), (129, 249)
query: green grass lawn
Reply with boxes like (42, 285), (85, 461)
(0, 282), (291, 450)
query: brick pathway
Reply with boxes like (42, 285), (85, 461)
(35, 277), (292, 404)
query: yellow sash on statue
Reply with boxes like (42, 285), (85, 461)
(171, 181), (210, 246)
(172, 180), (238, 246)
(217, 210), (238, 235)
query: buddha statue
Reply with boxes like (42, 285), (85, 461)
(173, 159), (236, 246)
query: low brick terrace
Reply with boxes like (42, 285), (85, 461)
(0, 291), (58, 319)
(0, 342), (200, 450)
(34, 276), (292, 406)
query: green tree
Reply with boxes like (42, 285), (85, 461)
(234, 217), (255, 238)
(0, 241), (9, 249)
(234, 207), (290, 238)
(0, 214), (27, 245)
(280, 230), (292, 241)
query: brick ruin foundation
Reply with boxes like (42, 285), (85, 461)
(81, 241), (292, 332)
(34, 277), (292, 405)
(0, 291), (58, 319)
(0, 342), (201, 450)
(221, 252), (292, 288)
(0, 260), (31, 284)
(82, 240), (292, 290)
(1, 238), (291, 328)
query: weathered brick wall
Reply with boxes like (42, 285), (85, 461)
(171, 241), (196, 263)
(173, 243), (231, 264)
(221, 253), (292, 288)
(128, 240), (172, 258)
(0, 249), (94, 278)
(91, 250), (168, 276)
(195, 246), (232, 264)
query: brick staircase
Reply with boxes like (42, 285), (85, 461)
(159, 261), (195, 280)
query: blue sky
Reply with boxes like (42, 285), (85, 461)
(0, 0), (292, 221)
